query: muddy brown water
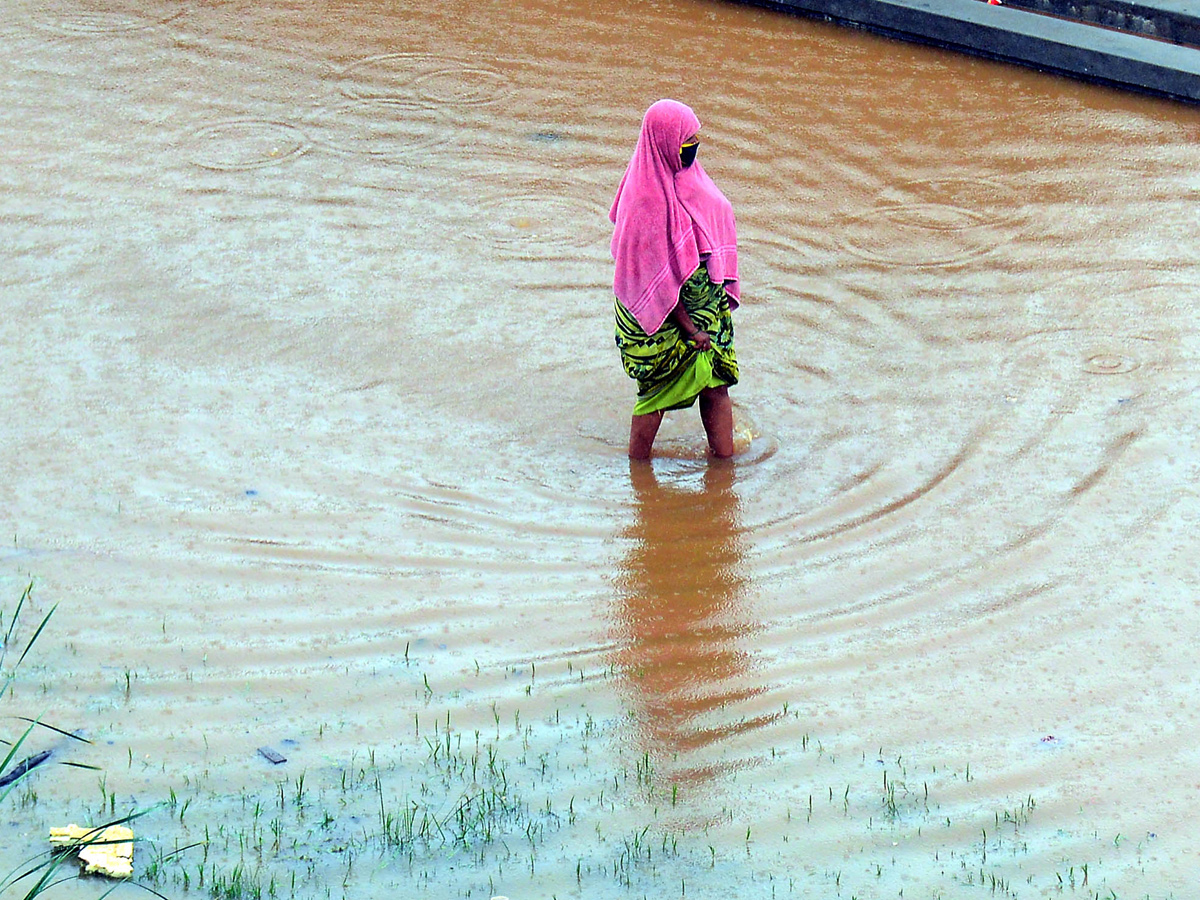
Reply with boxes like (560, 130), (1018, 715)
(2, 0), (1199, 896)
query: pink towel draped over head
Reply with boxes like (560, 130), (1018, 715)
(609, 99), (740, 335)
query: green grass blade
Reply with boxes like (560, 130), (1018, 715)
(14, 717), (91, 744)
(0, 671), (17, 704)
(23, 871), (85, 900)
(7, 847), (77, 900)
(0, 719), (39, 782)
(15, 605), (57, 672)
(0, 583), (36, 702)
(154, 840), (205, 863)
(4, 581), (32, 649)
(121, 879), (175, 900)
(56, 761), (102, 772)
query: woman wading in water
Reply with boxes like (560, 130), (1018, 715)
(610, 99), (741, 460)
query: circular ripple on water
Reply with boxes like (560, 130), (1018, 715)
(737, 234), (831, 311)
(1082, 353), (1139, 376)
(186, 120), (310, 172)
(1001, 328), (1186, 410)
(478, 190), (610, 257)
(841, 176), (1020, 268)
(740, 234), (817, 277)
(34, 4), (185, 34)
(337, 53), (511, 108)
(302, 100), (447, 159)
(410, 66), (510, 106)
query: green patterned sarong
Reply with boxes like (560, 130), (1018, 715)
(614, 265), (738, 415)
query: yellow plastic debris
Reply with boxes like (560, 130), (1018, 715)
(48, 824), (134, 878)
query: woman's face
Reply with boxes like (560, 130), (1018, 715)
(680, 132), (700, 169)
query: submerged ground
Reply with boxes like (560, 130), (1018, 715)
(2, 0), (1199, 897)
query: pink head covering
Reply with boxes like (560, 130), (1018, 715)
(609, 99), (740, 335)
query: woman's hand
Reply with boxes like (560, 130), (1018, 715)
(669, 300), (712, 351)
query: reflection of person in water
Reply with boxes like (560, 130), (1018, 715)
(613, 463), (768, 786)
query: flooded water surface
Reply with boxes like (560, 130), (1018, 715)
(2, 0), (1199, 896)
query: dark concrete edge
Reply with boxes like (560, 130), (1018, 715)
(1001, 0), (1200, 49)
(733, 0), (1200, 104)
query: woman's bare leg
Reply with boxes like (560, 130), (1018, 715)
(699, 386), (734, 458)
(629, 410), (664, 460)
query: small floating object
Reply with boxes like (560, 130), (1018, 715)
(988, 1), (1002, 5)
(258, 746), (287, 765)
(49, 824), (134, 878)
(0, 750), (51, 787)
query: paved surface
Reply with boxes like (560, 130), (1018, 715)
(742, 0), (1200, 102)
(1002, 0), (1200, 47)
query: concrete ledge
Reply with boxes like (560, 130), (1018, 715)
(739, 0), (1200, 103)
(1001, 0), (1200, 48)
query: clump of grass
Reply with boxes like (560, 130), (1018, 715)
(113, 651), (1144, 900)
(0, 582), (60, 798)
(0, 582), (167, 900)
